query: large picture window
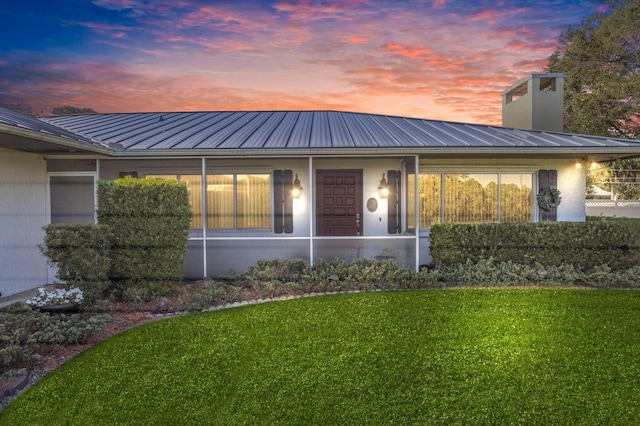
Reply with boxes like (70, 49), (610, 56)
(207, 173), (271, 229)
(145, 174), (202, 228)
(409, 172), (533, 228)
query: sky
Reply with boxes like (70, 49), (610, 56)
(0, 0), (608, 125)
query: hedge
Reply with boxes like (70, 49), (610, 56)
(40, 224), (112, 284)
(97, 177), (191, 301)
(429, 219), (640, 270)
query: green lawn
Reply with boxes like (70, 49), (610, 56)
(2, 289), (640, 425)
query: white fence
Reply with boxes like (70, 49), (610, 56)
(586, 200), (640, 218)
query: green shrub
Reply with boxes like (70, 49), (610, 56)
(176, 280), (243, 311)
(39, 224), (112, 306)
(0, 304), (109, 369)
(430, 220), (640, 270)
(40, 223), (111, 282)
(97, 177), (191, 301)
(222, 257), (640, 295)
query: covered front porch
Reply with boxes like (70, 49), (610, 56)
(96, 155), (420, 278)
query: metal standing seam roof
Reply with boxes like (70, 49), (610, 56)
(14, 109), (640, 153)
(0, 107), (105, 147)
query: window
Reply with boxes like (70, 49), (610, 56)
(207, 173), (271, 229)
(409, 172), (533, 228)
(145, 174), (202, 228)
(539, 77), (556, 92)
(50, 175), (96, 224)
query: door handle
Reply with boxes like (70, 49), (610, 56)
(356, 213), (361, 235)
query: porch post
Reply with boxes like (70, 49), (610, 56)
(201, 157), (207, 278)
(414, 155), (420, 272)
(309, 156), (314, 266)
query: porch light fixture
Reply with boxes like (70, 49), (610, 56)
(292, 173), (303, 199)
(378, 173), (389, 199)
(576, 158), (588, 169)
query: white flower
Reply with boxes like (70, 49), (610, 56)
(26, 287), (84, 307)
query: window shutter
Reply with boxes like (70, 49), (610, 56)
(283, 170), (294, 234)
(387, 170), (402, 234)
(274, 170), (294, 234)
(274, 170), (284, 233)
(538, 169), (558, 222)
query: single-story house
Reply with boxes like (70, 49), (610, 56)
(2, 73), (640, 298)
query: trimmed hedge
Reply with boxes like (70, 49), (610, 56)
(97, 177), (191, 301)
(39, 224), (112, 303)
(430, 220), (640, 270)
(40, 224), (111, 284)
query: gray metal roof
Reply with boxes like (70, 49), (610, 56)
(2, 107), (640, 157)
(0, 107), (103, 146)
(38, 110), (640, 154)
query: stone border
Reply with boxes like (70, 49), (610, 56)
(149, 290), (371, 318)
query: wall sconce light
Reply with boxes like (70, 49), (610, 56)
(292, 173), (303, 199)
(378, 173), (389, 199)
(576, 158), (588, 169)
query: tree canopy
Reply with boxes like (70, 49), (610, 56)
(52, 105), (97, 115)
(546, 0), (640, 139)
(547, 0), (640, 198)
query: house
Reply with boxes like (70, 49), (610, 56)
(2, 73), (640, 298)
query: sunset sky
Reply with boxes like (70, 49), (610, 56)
(0, 0), (607, 125)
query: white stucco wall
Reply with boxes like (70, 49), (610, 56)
(547, 158), (587, 222)
(0, 148), (48, 297)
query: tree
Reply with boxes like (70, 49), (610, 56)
(7, 104), (38, 116)
(547, 0), (640, 198)
(52, 105), (97, 115)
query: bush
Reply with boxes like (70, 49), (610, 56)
(97, 177), (191, 301)
(40, 224), (112, 283)
(220, 257), (640, 295)
(39, 224), (112, 305)
(430, 220), (640, 270)
(0, 304), (109, 369)
(175, 280), (244, 312)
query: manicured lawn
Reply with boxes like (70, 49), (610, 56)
(2, 289), (640, 425)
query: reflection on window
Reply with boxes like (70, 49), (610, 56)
(445, 174), (498, 224)
(418, 174), (442, 228)
(414, 173), (533, 227)
(500, 174), (533, 223)
(207, 174), (271, 229)
(145, 174), (202, 228)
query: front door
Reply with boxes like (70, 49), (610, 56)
(316, 169), (363, 236)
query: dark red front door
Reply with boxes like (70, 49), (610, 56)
(316, 169), (363, 236)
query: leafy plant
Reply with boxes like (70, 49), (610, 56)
(0, 304), (109, 370)
(97, 177), (191, 301)
(25, 287), (84, 308)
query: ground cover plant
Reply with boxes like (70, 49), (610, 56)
(2, 289), (640, 425)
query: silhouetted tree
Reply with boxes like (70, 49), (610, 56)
(52, 105), (97, 115)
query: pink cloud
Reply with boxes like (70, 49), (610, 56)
(4, 1), (604, 126)
(347, 36), (368, 44)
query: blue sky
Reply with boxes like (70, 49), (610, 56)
(0, 0), (607, 124)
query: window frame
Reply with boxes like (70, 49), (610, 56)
(206, 171), (273, 232)
(408, 171), (535, 229)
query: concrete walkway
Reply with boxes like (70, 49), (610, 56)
(0, 288), (41, 308)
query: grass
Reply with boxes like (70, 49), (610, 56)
(2, 289), (640, 425)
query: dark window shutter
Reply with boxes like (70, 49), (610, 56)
(274, 170), (284, 233)
(274, 170), (294, 234)
(387, 170), (402, 234)
(538, 169), (558, 222)
(283, 170), (294, 234)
